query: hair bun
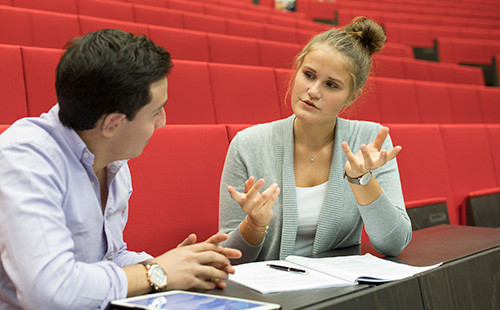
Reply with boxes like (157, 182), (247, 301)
(344, 16), (386, 56)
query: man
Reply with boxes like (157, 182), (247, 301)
(0, 29), (241, 309)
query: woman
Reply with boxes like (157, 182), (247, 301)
(219, 17), (412, 264)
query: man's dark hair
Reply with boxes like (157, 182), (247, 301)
(56, 29), (173, 130)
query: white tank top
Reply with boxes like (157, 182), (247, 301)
(293, 181), (328, 256)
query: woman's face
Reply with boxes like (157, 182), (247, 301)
(291, 46), (360, 125)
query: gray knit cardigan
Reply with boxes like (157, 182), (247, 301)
(219, 116), (412, 264)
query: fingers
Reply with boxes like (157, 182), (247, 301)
(227, 186), (245, 204)
(244, 176), (255, 194)
(177, 233), (197, 248)
(203, 233), (228, 246)
(371, 127), (390, 150)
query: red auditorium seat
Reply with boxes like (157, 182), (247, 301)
(478, 86), (500, 123)
(133, 4), (184, 29)
(375, 78), (420, 123)
(31, 10), (80, 49)
(0, 44), (28, 124)
(79, 15), (148, 36)
(274, 68), (293, 118)
(389, 124), (452, 228)
(167, 0), (204, 14)
(12, 0), (78, 14)
(226, 124), (253, 142)
(264, 24), (299, 44)
(226, 19), (267, 40)
(372, 56), (404, 79)
(78, 0), (135, 22)
(452, 65), (484, 85)
(182, 11), (227, 35)
(125, 125), (229, 256)
(21, 46), (62, 117)
(414, 81), (453, 124)
(447, 84), (483, 123)
(440, 124), (498, 225)
(402, 59), (431, 82)
(428, 63), (457, 84)
(166, 60), (216, 124)
(486, 124), (500, 183)
(207, 33), (260, 66)
(208, 63), (282, 124)
(0, 6), (36, 46)
(147, 26), (210, 62)
(258, 40), (301, 69)
(128, 0), (166, 8)
(204, 3), (239, 19)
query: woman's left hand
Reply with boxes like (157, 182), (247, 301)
(342, 127), (402, 178)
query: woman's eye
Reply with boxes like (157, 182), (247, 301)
(327, 82), (338, 88)
(304, 71), (314, 79)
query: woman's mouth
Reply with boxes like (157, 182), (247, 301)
(302, 100), (319, 110)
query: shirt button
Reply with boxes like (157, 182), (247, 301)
(83, 152), (89, 158)
(91, 181), (95, 186)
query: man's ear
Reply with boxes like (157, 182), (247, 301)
(345, 89), (363, 107)
(101, 113), (127, 138)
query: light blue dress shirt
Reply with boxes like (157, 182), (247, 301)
(0, 105), (153, 310)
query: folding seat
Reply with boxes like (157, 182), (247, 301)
(204, 4), (238, 19)
(274, 68), (293, 118)
(147, 26), (210, 62)
(226, 19), (266, 40)
(452, 65), (484, 85)
(12, 0), (78, 14)
(167, 0), (204, 14)
(0, 0), (11, 5)
(0, 6), (33, 46)
(428, 63), (455, 84)
(237, 10), (269, 24)
(389, 124), (452, 229)
(264, 24), (299, 44)
(79, 15), (148, 36)
(381, 43), (414, 58)
(258, 40), (301, 69)
(447, 84), (483, 123)
(375, 78), (420, 123)
(403, 59), (431, 82)
(440, 124), (498, 225)
(207, 33), (260, 66)
(297, 29), (317, 46)
(226, 124), (253, 142)
(208, 63), (282, 124)
(372, 56), (404, 79)
(133, 4), (184, 29)
(478, 87), (500, 123)
(165, 60), (216, 124)
(0, 44), (28, 124)
(309, 1), (337, 20)
(21, 46), (62, 117)
(31, 10), (80, 49)
(182, 11), (227, 35)
(124, 125), (229, 256)
(78, 0), (135, 22)
(266, 14), (297, 28)
(413, 81), (453, 124)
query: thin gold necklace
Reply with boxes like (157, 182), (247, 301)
(299, 135), (333, 163)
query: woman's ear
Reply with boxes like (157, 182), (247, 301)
(101, 113), (126, 138)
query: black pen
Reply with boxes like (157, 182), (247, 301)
(266, 264), (307, 273)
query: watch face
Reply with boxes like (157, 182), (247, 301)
(150, 265), (167, 288)
(360, 172), (372, 186)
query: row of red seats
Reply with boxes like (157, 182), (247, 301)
(0, 0), (325, 46)
(336, 0), (500, 20)
(384, 22), (500, 49)
(354, 0), (500, 11)
(337, 8), (500, 30)
(4, 122), (495, 256)
(1, 43), (498, 126)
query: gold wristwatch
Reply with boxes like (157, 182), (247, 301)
(140, 261), (168, 292)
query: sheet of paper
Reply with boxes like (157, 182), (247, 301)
(229, 260), (355, 294)
(287, 254), (442, 283)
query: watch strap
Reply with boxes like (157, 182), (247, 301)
(343, 171), (372, 185)
(140, 261), (168, 292)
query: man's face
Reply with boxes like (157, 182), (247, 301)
(112, 77), (168, 160)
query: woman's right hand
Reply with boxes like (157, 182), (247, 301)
(227, 176), (280, 227)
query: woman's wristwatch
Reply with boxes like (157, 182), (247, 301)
(344, 171), (373, 186)
(140, 261), (168, 292)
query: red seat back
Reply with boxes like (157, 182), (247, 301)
(0, 44), (28, 123)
